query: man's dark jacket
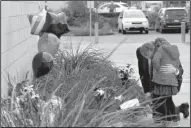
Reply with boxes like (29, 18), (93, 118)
(136, 47), (184, 93)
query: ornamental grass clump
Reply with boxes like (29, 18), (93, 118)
(1, 39), (163, 127)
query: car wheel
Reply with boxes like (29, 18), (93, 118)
(118, 29), (121, 33)
(145, 30), (149, 34)
(186, 29), (189, 33)
(156, 28), (159, 32)
(122, 25), (126, 34)
(122, 30), (126, 34)
(160, 24), (164, 33)
(140, 30), (143, 34)
(155, 23), (159, 32)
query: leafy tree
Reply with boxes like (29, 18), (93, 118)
(153, 6), (161, 13)
(67, 1), (87, 18)
(147, 12), (158, 27)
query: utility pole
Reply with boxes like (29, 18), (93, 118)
(87, 1), (94, 42)
(181, 22), (186, 43)
(90, 7), (92, 38)
(45, 1), (47, 10)
(95, 4), (99, 44)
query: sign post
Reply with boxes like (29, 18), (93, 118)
(45, 1), (47, 10)
(87, 1), (94, 42)
(181, 22), (186, 43)
(94, 21), (99, 44)
(94, 7), (99, 44)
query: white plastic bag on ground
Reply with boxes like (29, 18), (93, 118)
(120, 98), (140, 110)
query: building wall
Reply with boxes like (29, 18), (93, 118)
(47, 1), (65, 10)
(186, 1), (190, 7)
(1, 1), (45, 98)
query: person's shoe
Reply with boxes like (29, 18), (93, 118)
(173, 115), (180, 122)
(179, 103), (189, 118)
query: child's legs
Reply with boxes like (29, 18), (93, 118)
(166, 96), (180, 121)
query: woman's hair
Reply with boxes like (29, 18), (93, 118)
(153, 37), (171, 50)
(140, 42), (155, 59)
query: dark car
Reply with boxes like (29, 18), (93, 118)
(155, 7), (189, 33)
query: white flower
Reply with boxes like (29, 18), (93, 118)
(124, 67), (130, 73)
(49, 112), (55, 125)
(126, 63), (131, 68)
(31, 94), (39, 99)
(114, 95), (123, 102)
(118, 66), (124, 71)
(23, 85), (34, 93)
(53, 60), (57, 65)
(96, 89), (105, 96)
(16, 97), (20, 103)
(25, 81), (30, 86)
(118, 73), (124, 79)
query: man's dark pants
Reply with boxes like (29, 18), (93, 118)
(152, 94), (179, 122)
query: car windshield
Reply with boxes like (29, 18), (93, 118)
(124, 11), (145, 18)
(165, 9), (187, 19)
(121, 3), (128, 7)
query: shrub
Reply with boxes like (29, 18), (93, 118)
(69, 21), (114, 36)
(152, 6), (161, 13)
(1, 40), (163, 127)
(60, 1), (119, 30)
(147, 11), (158, 28)
(99, 12), (120, 18)
(146, 6), (161, 29)
(96, 15), (118, 30)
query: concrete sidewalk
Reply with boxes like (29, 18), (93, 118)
(103, 42), (190, 127)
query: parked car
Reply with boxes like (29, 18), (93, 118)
(97, 2), (129, 13)
(155, 7), (189, 33)
(128, 6), (137, 10)
(118, 9), (149, 34)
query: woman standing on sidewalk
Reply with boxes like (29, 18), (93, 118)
(136, 37), (189, 125)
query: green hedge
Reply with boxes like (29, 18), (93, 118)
(60, 1), (161, 31)
(99, 12), (120, 18)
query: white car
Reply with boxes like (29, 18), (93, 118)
(118, 9), (149, 34)
(128, 6), (137, 10)
(97, 2), (129, 13)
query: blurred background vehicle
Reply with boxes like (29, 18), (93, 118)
(155, 7), (189, 33)
(118, 9), (149, 34)
(97, 2), (129, 14)
(128, 6), (137, 10)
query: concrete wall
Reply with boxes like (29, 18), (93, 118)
(1, 1), (45, 98)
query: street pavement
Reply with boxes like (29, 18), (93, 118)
(61, 31), (190, 127)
